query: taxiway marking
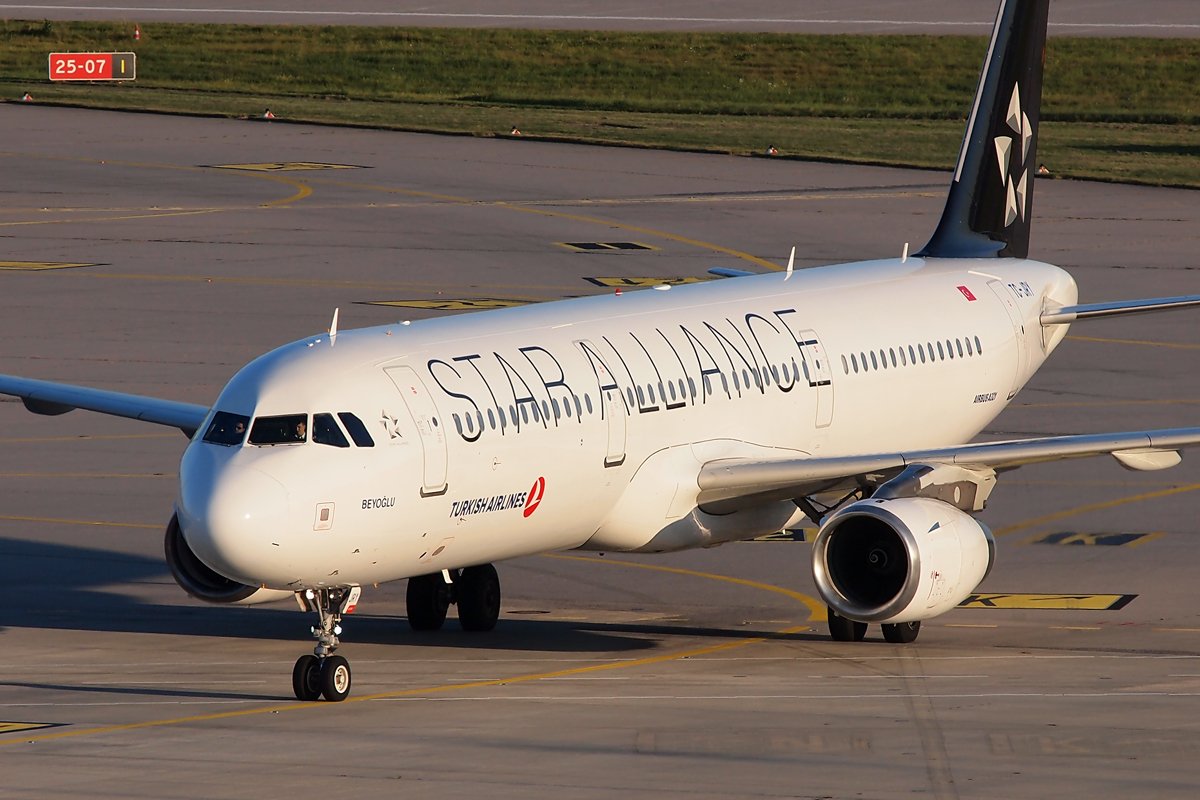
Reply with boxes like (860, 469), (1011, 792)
(993, 482), (1200, 537)
(0, 556), (821, 746)
(2, 8), (1192, 32)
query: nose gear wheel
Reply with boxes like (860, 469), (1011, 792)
(292, 587), (358, 701)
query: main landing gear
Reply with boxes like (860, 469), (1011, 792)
(406, 564), (501, 633)
(827, 608), (921, 644)
(293, 586), (359, 702)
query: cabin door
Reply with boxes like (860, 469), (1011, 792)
(987, 280), (1029, 399)
(798, 329), (834, 428)
(576, 340), (627, 467)
(385, 366), (448, 497)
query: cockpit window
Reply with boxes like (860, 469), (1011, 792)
(249, 414), (308, 445)
(202, 411), (250, 446)
(338, 412), (375, 447)
(312, 413), (350, 448)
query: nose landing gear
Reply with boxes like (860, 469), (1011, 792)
(293, 586), (359, 702)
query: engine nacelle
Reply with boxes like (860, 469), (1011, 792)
(811, 497), (994, 624)
(164, 514), (292, 605)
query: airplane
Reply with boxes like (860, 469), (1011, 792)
(3, 0), (1199, 703)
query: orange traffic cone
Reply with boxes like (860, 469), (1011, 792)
(134, 24), (141, 41)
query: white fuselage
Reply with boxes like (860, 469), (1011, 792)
(176, 256), (1077, 591)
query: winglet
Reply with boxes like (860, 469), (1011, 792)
(329, 307), (340, 343)
(784, 245), (795, 281)
(917, 0), (1050, 260)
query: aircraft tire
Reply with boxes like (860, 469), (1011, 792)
(457, 564), (501, 632)
(320, 655), (352, 702)
(406, 573), (450, 631)
(881, 621), (921, 644)
(827, 608), (867, 642)
(292, 654), (322, 701)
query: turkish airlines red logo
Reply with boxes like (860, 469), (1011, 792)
(523, 476), (546, 518)
(957, 285), (977, 301)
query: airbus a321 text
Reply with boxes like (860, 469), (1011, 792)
(3, 0), (1198, 701)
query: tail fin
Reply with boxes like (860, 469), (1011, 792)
(917, 0), (1050, 260)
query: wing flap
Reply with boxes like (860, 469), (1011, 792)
(0, 373), (210, 437)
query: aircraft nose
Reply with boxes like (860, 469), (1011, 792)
(178, 455), (289, 585)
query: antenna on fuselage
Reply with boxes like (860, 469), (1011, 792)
(329, 307), (340, 344)
(784, 245), (795, 281)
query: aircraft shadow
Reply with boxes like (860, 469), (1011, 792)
(0, 537), (822, 654)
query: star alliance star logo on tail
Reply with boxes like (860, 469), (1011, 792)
(993, 83), (1033, 228)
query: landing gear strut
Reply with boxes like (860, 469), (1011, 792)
(406, 564), (501, 632)
(292, 586), (359, 702)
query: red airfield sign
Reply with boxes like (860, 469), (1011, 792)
(48, 52), (136, 81)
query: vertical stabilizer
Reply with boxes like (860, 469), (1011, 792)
(917, 0), (1050, 259)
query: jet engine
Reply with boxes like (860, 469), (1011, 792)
(164, 514), (291, 605)
(811, 497), (994, 624)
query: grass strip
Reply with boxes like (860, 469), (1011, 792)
(2, 21), (1197, 187)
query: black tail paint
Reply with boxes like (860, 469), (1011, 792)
(917, 0), (1050, 260)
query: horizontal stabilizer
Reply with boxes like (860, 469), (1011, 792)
(0, 373), (209, 437)
(1041, 294), (1200, 324)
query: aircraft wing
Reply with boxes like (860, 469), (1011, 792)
(697, 427), (1200, 512)
(0, 373), (209, 437)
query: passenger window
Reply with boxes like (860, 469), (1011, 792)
(975, 335), (983, 354)
(889, 348), (897, 368)
(908, 345), (916, 364)
(937, 341), (945, 360)
(956, 339), (964, 358)
(966, 337), (974, 356)
(338, 413), (375, 447)
(203, 411), (250, 446)
(841, 355), (849, 374)
(249, 414), (307, 445)
(313, 413), (350, 448)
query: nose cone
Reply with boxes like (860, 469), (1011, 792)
(177, 443), (289, 586)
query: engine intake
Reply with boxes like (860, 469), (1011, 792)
(812, 497), (994, 624)
(164, 514), (291, 605)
